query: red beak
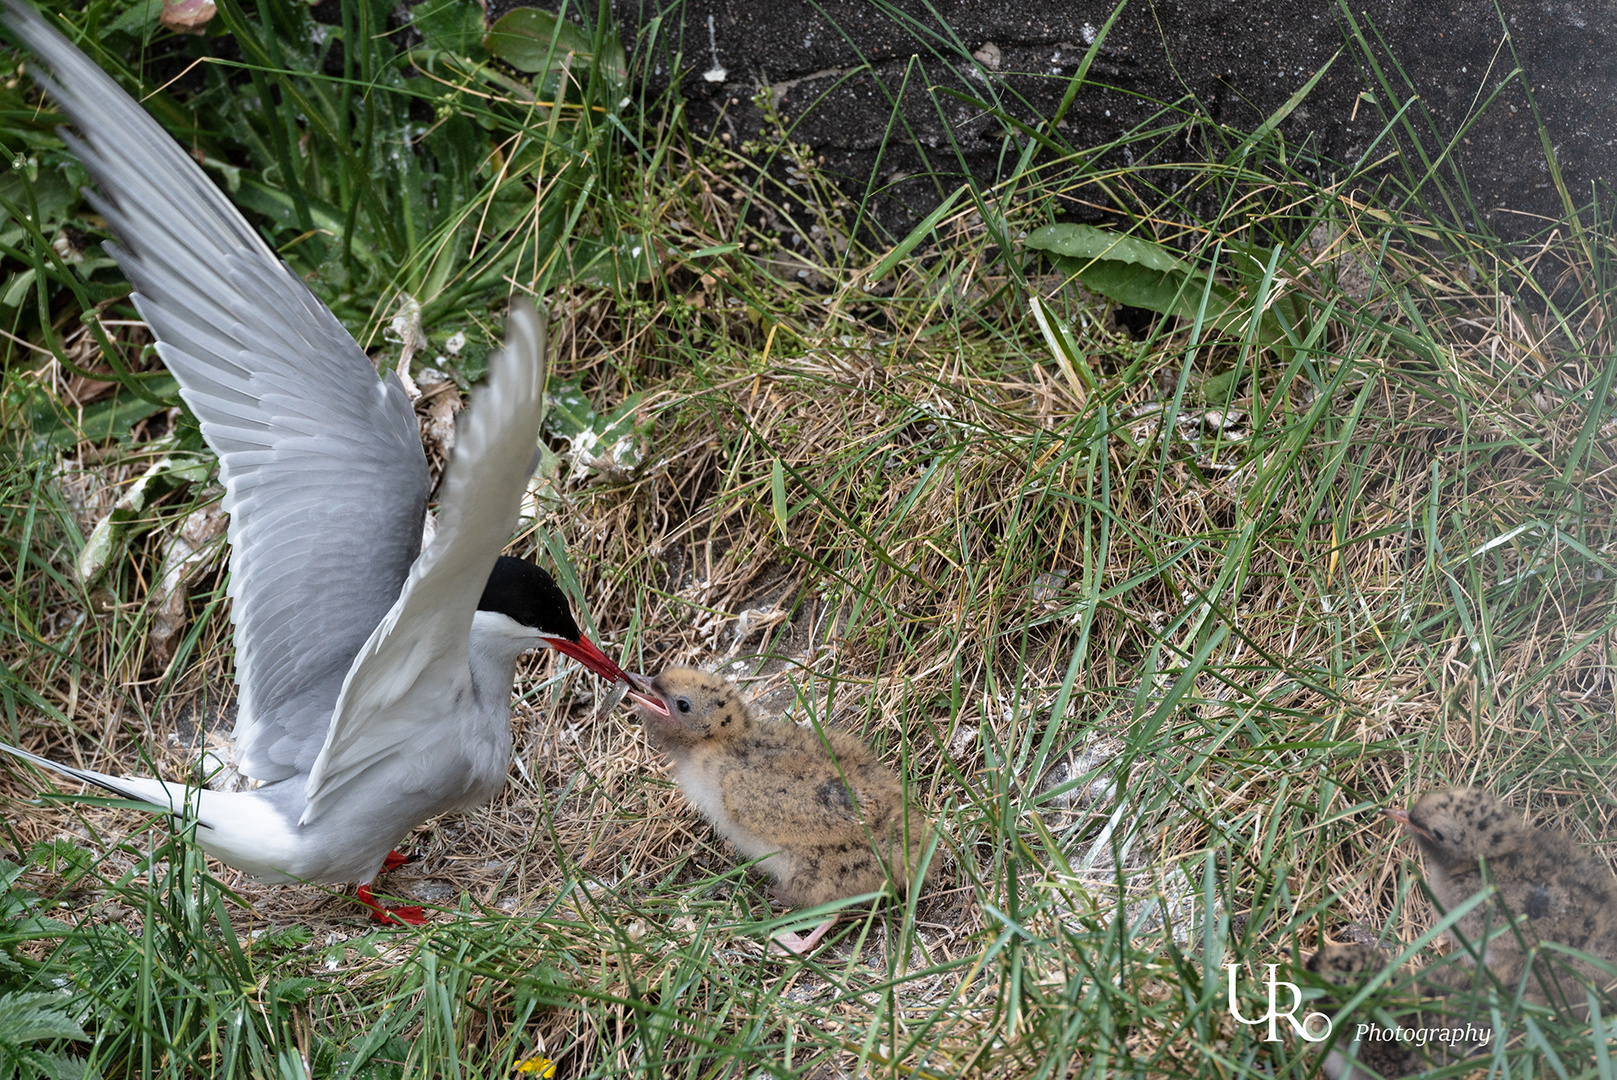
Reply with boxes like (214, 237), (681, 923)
(543, 636), (669, 717)
(548, 633), (629, 684)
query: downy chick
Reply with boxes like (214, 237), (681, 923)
(1304, 942), (1430, 1079)
(1390, 787), (1617, 999)
(1304, 788), (1617, 1077)
(628, 668), (930, 954)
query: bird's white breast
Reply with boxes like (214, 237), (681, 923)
(672, 755), (791, 878)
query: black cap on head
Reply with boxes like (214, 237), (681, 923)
(478, 556), (581, 641)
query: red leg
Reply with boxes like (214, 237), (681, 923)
(356, 883), (427, 926)
(381, 849), (410, 872)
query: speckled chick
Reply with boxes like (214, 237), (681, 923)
(628, 668), (931, 953)
(1390, 787), (1617, 1000)
(1304, 789), (1617, 1077)
(1304, 942), (1432, 1079)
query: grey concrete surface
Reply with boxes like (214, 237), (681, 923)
(531, 0), (1614, 241)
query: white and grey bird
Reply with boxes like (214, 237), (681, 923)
(0, 1), (663, 923)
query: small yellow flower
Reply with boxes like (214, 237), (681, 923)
(514, 1056), (556, 1078)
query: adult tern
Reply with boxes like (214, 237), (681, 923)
(0, 1), (661, 923)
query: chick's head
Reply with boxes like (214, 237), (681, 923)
(1391, 788), (1523, 870)
(629, 667), (754, 751)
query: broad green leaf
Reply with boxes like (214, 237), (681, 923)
(1026, 223), (1310, 357)
(1026, 223), (1239, 324)
(543, 378), (600, 440)
(542, 379), (646, 478)
(485, 7), (626, 98)
(485, 8), (592, 72)
(106, 0), (164, 34)
(1027, 222), (1190, 274)
(29, 375), (179, 449)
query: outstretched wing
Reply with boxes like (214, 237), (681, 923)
(5, 2), (430, 781)
(302, 304), (547, 823)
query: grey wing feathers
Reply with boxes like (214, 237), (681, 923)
(4, 2), (429, 780)
(303, 303), (546, 821)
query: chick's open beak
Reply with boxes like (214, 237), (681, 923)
(625, 672), (671, 718)
(1382, 805), (1433, 841)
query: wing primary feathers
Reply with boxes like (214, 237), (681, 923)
(301, 302), (547, 822)
(3, 0), (431, 781)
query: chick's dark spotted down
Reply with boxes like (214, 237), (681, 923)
(629, 668), (931, 952)
(1303, 943), (1433, 1079)
(1390, 788), (1617, 978)
(1395, 787), (1533, 869)
(1302, 788), (1617, 1078)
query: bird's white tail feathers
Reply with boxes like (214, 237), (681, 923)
(0, 740), (207, 817)
(0, 740), (306, 882)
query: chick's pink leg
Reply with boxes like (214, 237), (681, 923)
(769, 916), (838, 956)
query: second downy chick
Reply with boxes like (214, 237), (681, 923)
(1303, 788), (1617, 1078)
(1388, 787), (1617, 1003)
(628, 668), (931, 954)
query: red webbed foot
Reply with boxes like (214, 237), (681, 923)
(381, 849), (411, 872)
(356, 883), (427, 926)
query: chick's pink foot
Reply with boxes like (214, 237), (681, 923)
(356, 883), (427, 926)
(768, 916), (838, 956)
